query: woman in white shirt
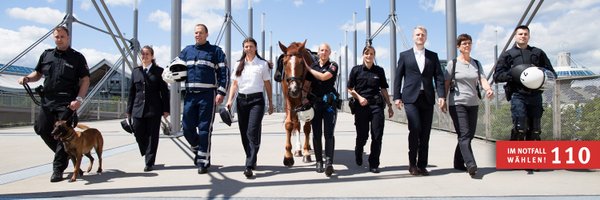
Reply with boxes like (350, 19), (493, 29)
(226, 37), (274, 178)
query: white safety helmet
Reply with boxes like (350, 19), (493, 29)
(520, 66), (555, 90)
(295, 104), (314, 122)
(162, 57), (187, 83)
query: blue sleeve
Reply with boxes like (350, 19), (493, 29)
(215, 47), (229, 96)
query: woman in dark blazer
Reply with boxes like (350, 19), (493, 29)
(126, 45), (170, 172)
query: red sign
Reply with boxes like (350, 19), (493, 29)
(496, 141), (600, 169)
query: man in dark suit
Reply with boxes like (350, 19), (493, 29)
(393, 26), (445, 176)
(127, 46), (170, 172)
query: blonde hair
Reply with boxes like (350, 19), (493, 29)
(414, 25), (428, 34)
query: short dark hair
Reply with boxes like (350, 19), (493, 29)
(54, 26), (70, 36)
(456, 33), (472, 46)
(514, 25), (530, 33)
(196, 24), (208, 33)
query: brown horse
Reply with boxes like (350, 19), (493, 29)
(278, 40), (313, 167)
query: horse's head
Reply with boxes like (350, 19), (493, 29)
(278, 40), (311, 99)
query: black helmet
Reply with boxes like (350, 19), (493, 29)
(510, 64), (532, 84)
(219, 107), (232, 126)
(120, 117), (134, 134)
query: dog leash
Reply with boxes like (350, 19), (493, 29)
(23, 83), (42, 106)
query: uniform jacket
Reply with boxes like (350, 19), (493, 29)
(178, 41), (229, 95)
(35, 47), (89, 106)
(393, 48), (445, 105)
(494, 45), (556, 84)
(127, 64), (170, 118)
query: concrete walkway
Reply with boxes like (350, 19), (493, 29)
(0, 112), (598, 199)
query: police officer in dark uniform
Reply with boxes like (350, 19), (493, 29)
(303, 43), (339, 177)
(126, 45), (170, 172)
(347, 46), (394, 173)
(18, 26), (90, 182)
(494, 25), (556, 141)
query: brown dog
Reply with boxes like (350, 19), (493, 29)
(51, 120), (104, 182)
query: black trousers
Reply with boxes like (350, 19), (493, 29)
(132, 115), (161, 166)
(236, 94), (265, 168)
(354, 104), (384, 168)
(449, 105), (479, 168)
(404, 93), (434, 169)
(312, 101), (337, 163)
(34, 105), (74, 173)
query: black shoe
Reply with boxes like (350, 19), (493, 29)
(50, 171), (63, 182)
(316, 161), (324, 173)
(325, 164), (334, 177)
(369, 168), (380, 174)
(409, 166), (419, 176)
(354, 147), (363, 166)
(144, 165), (153, 172)
(467, 165), (477, 177)
(454, 165), (467, 171)
(418, 168), (430, 176)
(198, 166), (208, 174)
(243, 168), (253, 178)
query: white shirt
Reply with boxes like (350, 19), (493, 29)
(232, 57), (271, 94)
(413, 47), (425, 90)
(142, 63), (152, 73)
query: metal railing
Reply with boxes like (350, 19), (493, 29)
(4, 79), (600, 141)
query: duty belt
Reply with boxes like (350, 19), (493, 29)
(238, 92), (262, 99)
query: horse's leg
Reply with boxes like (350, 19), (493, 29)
(302, 121), (312, 163)
(293, 129), (302, 157)
(283, 119), (295, 167)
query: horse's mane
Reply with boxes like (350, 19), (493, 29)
(285, 42), (315, 67)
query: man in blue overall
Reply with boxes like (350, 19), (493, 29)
(178, 24), (229, 174)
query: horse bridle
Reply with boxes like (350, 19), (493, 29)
(284, 52), (309, 85)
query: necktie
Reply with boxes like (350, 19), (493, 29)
(144, 68), (148, 74)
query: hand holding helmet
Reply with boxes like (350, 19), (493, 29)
(510, 64), (555, 90)
(295, 103), (314, 122)
(162, 57), (188, 83)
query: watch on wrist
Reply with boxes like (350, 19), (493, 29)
(75, 96), (83, 103)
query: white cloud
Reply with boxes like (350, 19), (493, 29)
(148, 10), (170, 31)
(151, 45), (173, 67)
(79, 48), (121, 68)
(80, 0), (91, 11)
(7, 7), (65, 25)
(104, 0), (137, 7)
(181, 0), (245, 14)
(0, 26), (52, 67)
(340, 20), (387, 36)
(424, 0), (600, 72)
(150, 0), (247, 39)
(80, 0), (141, 11)
(293, 0), (303, 7)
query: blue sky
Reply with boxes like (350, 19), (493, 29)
(2, 0), (600, 77)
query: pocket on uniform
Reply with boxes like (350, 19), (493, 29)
(59, 63), (77, 82)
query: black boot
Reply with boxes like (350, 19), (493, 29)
(355, 146), (363, 166)
(50, 171), (63, 182)
(325, 158), (334, 177)
(316, 161), (324, 173)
